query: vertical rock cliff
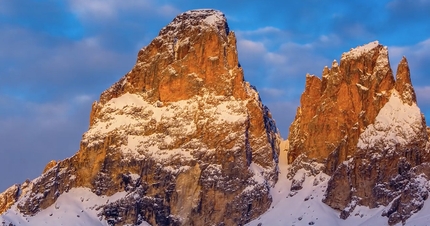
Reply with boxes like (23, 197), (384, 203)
(0, 9), (280, 226)
(288, 42), (396, 171)
(287, 41), (430, 225)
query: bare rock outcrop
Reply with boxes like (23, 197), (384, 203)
(288, 42), (395, 171)
(0, 9), (280, 226)
(288, 41), (430, 225)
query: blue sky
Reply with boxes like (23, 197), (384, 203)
(1, 0), (430, 191)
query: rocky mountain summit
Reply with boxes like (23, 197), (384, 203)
(287, 41), (430, 225)
(0, 9), (280, 226)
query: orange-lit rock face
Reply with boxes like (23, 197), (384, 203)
(1, 10), (280, 226)
(395, 57), (417, 105)
(96, 9), (245, 108)
(288, 42), (396, 171)
(287, 41), (430, 225)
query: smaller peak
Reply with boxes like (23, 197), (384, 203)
(332, 59), (339, 68)
(341, 41), (381, 60)
(322, 66), (330, 78)
(306, 73), (314, 78)
(395, 56), (416, 105)
(399, 56), (408, 64)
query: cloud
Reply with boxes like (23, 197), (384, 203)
(74, 94), (94, 104)
(68, 0), (119, 19)
(415, 86), (430, 121)
(389, 38), (430, 85)
(261, 88), (286, 98)
(0, 94), (91, 190)
(157, 4), (180, 17)
(0, 25), (135, 102)
(387, 0), (430, 18)
(0, 0), (83, 39)
(67, 0), (179, 21)
(236, 30), (336, 138)
(415, 86), (430, 106)
(239, 26), (284, 36)
(265, 101), (300, 139)
(236, 28), (335, 112)
(237, 39), (266, 54)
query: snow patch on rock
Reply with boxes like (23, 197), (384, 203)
(83, 92), (248, 161)
(357, 90), (424, 151)
(342, 41), (380, 60)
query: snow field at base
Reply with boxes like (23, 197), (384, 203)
(246, 149), (430, 226)
(0, 187), (150, 226)
(3, 166), (430, 226)
(246, 162), (393, 226)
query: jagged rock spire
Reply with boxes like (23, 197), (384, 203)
(395, 56), (417, 105)
(287, 41), (429, 225)
(288, 41), (395, 169)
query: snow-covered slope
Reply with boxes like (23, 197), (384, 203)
(247, 150), (430, 226)
(1, 188), (150, 226)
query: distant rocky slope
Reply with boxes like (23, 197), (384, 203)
(287, 41), (430, 225)
(0, 9), (280, 226)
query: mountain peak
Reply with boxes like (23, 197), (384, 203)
(159, 9), (229, 38)
(0, 9), (280, 226)
(97, 8), (244, 107)
(395, 56), (417, 105)
(341, 41), (381, 60)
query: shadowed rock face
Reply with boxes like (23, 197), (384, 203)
(0, 9), (280, 226)
(287, 41), (430, 225)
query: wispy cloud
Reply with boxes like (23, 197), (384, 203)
(0, 94), (91, 189)
(389, 38), (430, 86)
